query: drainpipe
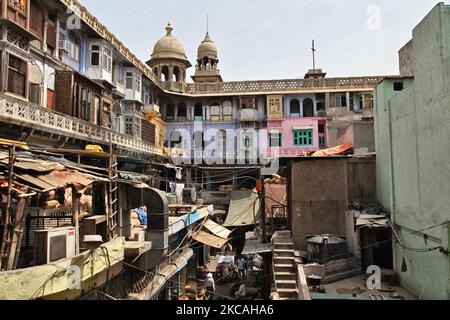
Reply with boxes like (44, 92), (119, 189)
(387, 99), (396, 223)
(387, 98), (398, 273)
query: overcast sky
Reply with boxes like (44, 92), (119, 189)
(77, 0), (445, 81)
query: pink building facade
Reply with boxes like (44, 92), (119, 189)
(261, 118), (327, 158)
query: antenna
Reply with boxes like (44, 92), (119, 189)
(206, 14), (209, 33)
(311, 40), (317, 70)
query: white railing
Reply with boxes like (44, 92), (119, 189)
(185, 76), (384, 95)
(0, 94), (161, 156)
(113, 81), (125, 95)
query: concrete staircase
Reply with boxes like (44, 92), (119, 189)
(273, 236), (301, 300)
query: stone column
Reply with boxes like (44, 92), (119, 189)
(43, 21), (49, 53)
(168, 65), (174, 82)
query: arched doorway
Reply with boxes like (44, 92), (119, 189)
(177, 103), (187, 121)
(303, 98), (314, 117)
(290, 99), (300, 117)
(166, 103), (175, 120)
(194, 103), (203, 121)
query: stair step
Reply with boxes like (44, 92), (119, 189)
(277, 289), (299, 298)
(273, 237), (294, 244)
(274, 272), (296, 277)
(274, 257), (295, 264)
(273, 244), (294, 250)
(274, 264), (295, 273)
(276, 280), (298, 289)
(274, 249), (295, 253)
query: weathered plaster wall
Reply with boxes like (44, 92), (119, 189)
(347, 156), (377, 202)
(374, 3), (450, 300)
(289, 158), (348, 250)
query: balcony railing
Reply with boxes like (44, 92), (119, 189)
(159, 81), (185, 93)
(185, 76), (384, 95)
(238, 109), (258, 122)
(0, 94), (162, 156)
(113, 81), (125, 96)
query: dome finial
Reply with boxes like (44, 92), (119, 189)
(166, 23), (173, 36)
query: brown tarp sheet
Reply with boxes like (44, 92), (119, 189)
(192, 231), (229, 249)
(311, 144), (353, 157)
(16, 170), (95, 191)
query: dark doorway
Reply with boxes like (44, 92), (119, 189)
(360, 227), (393, 271)
(303, 98), (314, 117)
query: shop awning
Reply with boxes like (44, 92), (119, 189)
(192, 231), (229, 249)
(204, 219), (231, 240)
(223, 191), (260, 227)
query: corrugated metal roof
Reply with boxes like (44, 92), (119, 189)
(242, 239), (272, 255)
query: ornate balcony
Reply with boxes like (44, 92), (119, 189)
(0, 94), (162, 157)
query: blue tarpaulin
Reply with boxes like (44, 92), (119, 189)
(136, 208), (148, 225)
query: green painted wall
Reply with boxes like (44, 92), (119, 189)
(374, 3), (450, 300)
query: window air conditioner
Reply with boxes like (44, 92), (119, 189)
(34, 226), (77, 265)
(59, 40), (74, 54)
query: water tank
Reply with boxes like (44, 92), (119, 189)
(307, 234), (349, 264)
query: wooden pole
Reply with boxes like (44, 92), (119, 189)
(0, 145), (15, 270)
(6, 197), (28, 270)
(72, 185), (80, 255)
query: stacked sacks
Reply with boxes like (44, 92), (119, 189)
(128, 206), (147, 241)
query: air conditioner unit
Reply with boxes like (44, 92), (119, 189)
(59, 40), (74, 54)
(34, 226), (76, 265)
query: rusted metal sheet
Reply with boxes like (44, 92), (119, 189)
(15, 174), (55, 190)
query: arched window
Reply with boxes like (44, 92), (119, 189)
(210, 102), (221, 121)
(177, 102), (187, 120)
(303, 98), (314, 117)
(161, 66), (169, 82)
(173, 66), (180, 82)
(222, 100), (233, 120)
(166, 103), (175, 120)
(194, 103), (203, 121)
(290, 99), (300, 117)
